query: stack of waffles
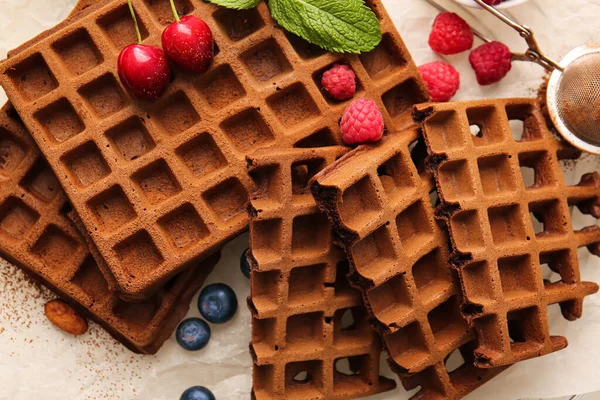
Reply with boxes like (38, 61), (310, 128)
(0, 0), (598, 398)
(0, 0), (222, 355)
(0, 0), (426, 358)
(311, 98), (600, 399)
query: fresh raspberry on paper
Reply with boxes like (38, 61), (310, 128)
(469, 41), (513, 85)
(321, 64), (357, 101)
(428, 12), (474, 55)
(340, 98), (385, 145)
(418, 62), (460, 102)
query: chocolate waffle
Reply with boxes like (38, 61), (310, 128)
(0, 102), (220, 354)
(0, 0), (428, 300)
(414, 98), (600, 368)
(310, 129), (507, 399)
(246, 146), (396, 399)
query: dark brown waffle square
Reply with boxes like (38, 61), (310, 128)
(415, 98), (600, 368)
(247, 146), (396, 399)
(310, 128), (508, 399)
(0, 0), (428, 300)
(0, 99), (219, 354)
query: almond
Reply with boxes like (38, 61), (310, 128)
(44, 300), (88, 336)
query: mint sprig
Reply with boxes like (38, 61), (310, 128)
(207, 0), (261, 10)
(206, 0), (382, 54)
(269, 0), (381, 54)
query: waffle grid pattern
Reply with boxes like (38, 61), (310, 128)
(0, 0), (428, 299)
(0, 104), (218, 354)
(310, 129), (506, 399)
(415, 98), (600, 368)
(247, 146), (396, 400)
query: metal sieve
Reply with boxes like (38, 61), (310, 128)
(547, 44), (600, 152)
(426, 0), (600, 154)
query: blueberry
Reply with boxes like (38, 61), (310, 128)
(198, 283), (238, 324)
(180, 386), (215, 400)
(176, 318), (211, 351)
(240, 248), (251, 279)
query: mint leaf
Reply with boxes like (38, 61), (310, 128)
(207, 0), (261, 10)
(268, 0), (382, 54)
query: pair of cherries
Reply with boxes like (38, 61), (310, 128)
(118, 0), (214, 101)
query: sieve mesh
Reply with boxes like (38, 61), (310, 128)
(556, 52), (600, 146)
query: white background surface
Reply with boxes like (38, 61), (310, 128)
(0, 0), (600, 399)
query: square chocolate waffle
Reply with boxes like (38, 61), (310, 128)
(0, 0), (428, 300)
(310, 128), (507, 399)
(246, 146), (396, 399)
(0, 102), (219, 354)
(414, 98), (600, 368)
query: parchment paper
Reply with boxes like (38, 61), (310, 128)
(0, 0), (599, 399)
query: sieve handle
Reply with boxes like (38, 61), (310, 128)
(472, 0), (530, 36)
(472, 0), (563, 71)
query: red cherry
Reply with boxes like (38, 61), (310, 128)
(118, 44), (171, 101)
(162, 16), (214, 74)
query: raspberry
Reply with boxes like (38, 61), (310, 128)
(418, 62), (460, 102)
(321, 64), (357, 101)
(428, 12), (474, 55)
(340, 98), (385, 145)
(482, 0), (505, 4)
(469, 41), (513, 85)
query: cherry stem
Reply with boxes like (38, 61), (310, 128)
(127, 0), (143, 44)
(169, 0), (181, 23)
